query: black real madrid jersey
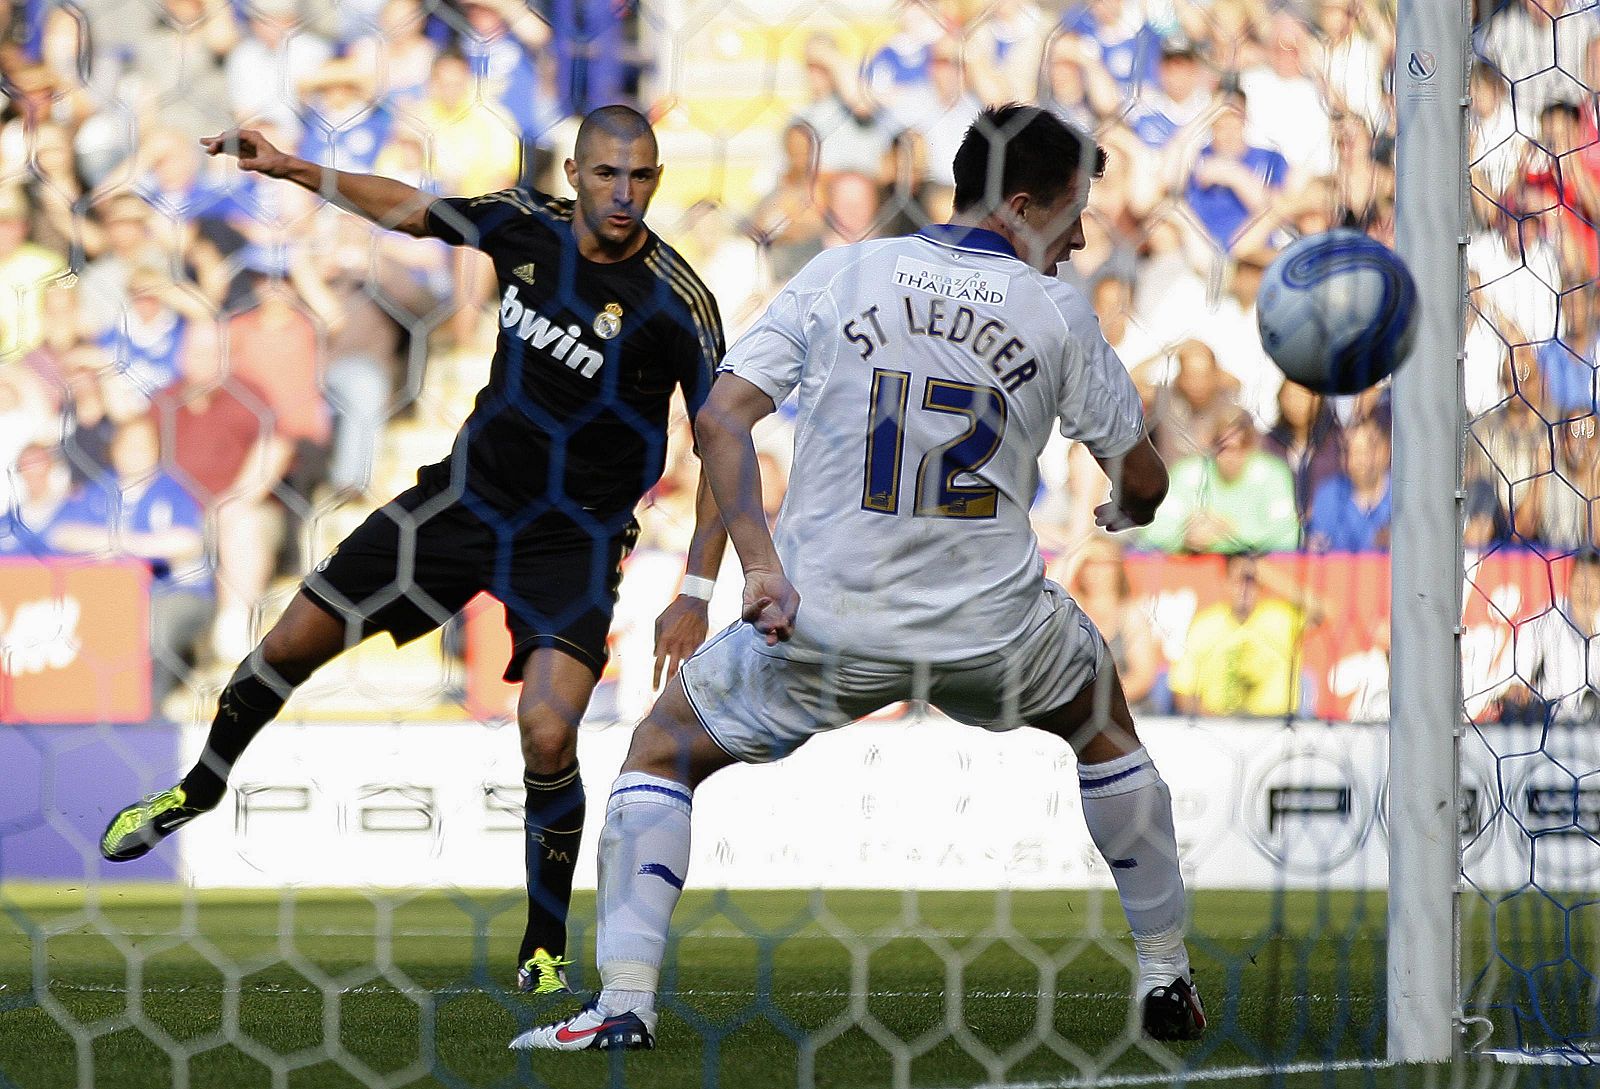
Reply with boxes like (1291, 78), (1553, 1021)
(424, 188), (724, 518)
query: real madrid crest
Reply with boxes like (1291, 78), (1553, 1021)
(594, 302), (623, 340)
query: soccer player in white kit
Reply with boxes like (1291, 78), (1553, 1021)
(513, 105), (1203, 1052)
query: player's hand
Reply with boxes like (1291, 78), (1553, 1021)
(652, 594), (710, 689)
(1094, 499), (1151, 532)
(199, 129), (293, 178)
(741, 566), (799, 646)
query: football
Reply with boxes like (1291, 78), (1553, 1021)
(1255, 229), (1419, 395)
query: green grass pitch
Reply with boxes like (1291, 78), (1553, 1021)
(0, 886), (1555, 1088)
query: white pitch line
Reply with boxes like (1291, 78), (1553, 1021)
(969, 1057), (1391, 1088)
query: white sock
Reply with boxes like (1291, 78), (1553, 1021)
(595, 771), (693, 1014)
(1078, 747), (1190, 982)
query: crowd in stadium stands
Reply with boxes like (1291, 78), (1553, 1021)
(0, 0), (1594, 719)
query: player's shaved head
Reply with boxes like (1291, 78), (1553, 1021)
(575, 105), (659, 164)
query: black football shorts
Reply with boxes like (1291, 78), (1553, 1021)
(302, 476), (639, 681)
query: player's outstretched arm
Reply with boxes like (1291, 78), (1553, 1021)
(653, 470), (729, 686)
(693, 375), (797, 645)
(200, 129), (434, 238)
(1094, 435), (1169, 532)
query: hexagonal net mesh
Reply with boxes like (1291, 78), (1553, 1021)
(1462, 0), (1600, 1064)
(0, 0), (1545, 1084)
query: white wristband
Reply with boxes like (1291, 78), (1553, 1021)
(680, 574), (716, 601)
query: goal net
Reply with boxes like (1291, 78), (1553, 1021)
(0, 0), (1571, 1084)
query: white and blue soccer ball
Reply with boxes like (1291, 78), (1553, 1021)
(1255, 229), (1419, 395)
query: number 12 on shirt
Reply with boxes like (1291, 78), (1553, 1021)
(861, 368), (1007, 519)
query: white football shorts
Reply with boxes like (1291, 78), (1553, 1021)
(677, 581), (1107, 764)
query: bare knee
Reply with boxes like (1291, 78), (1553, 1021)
(519, 712), (579, 774)
(253, 596), (344, 687)
(620, 680), (733, 788)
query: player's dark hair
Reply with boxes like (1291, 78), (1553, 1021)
(951, 104), (1105, 215)
(575, 104), (659, 164)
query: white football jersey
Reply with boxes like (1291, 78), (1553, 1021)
(720, 225), (1146, 663)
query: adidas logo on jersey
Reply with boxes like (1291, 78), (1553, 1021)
(499, 286), (604, 378)
(514, 263), (536, 285)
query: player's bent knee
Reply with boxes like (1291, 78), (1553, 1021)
(518, 716), (579, 773)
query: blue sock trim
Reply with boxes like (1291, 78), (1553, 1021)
(611, 782), (693, 808)
(1079, 764), (1149, 792)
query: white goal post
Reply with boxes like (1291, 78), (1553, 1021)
(1389, 0), (1470, 1065)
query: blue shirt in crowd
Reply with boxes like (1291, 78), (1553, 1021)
(1307, 476), (1393, 553)
(55, 474), (212, 595)
(1185, 144), (1289, 250)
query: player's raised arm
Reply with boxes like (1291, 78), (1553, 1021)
(693, 375), (797, 645)
(200, 129), (435, 238)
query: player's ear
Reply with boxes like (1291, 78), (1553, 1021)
(563, 157), (579, 190)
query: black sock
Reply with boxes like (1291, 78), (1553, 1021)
(179, 661), (291, 810)
(519, 763), (586, 964)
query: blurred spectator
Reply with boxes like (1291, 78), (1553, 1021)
(1538, 288), (1598, 415)
(150, 321), (289, 663)
(1465, 268), (1519, 416)
(1169, 552), (1305, 717)
(1135, 338), (1242, 464)
(1039, 33), (1119, 130)
(412, 48), (522, 195)
(98, 267), (212, 404)
(1475, 0), (1599, 134)
(1306, 415), (1392, 552)
(1183, 91), (1290, 253)
(1142, 408), (1301, 554)
(1505, 549), (1600, 723)
(59, 344), (128, 484)
(879, 130), (939, 237)
(1521, 102), (1600, 281)
(0, 186), (67, 360)
(225, 243), (333, 494)
(225, 0), (333, 130)
(797, 33), (903, 177)
(16, 279), (80, 410)
(965, 0), (1053, 104)
(892, 40), (983, 201)
(52, 415), (212, 708)
(1331, 116), (1393, 233)
(313, 218), (446, 495)
(460, 0), (566, 181)
(0, 441), (69, 557)
(298, 59), (393, 175)
(751, 122), (826, 281)
(1535, 416), (1600, 552)
(1197, 249), (1282, 424)
(1468, 64), (1519, 199)
(77, 193), (163, 337)
(1190, 0), (1266, 74)
(1126, 38), (1212, 152)
(821, 171), (883, 248)
(1469, 184), (1560, 341)
(1063, 534), (1163, 711)
(23, 122), (87, 256)
(1062, 0), (1163, 96)
(128, 0), (239, 133)
(1091, 276), (1160, 370)
(348, 0), (441, 105)
(864, 4), (942, 109)
(1263, 381), (1345, 523)
(1468, 343), (1554, 543)
(1315, 0), (1390, 130)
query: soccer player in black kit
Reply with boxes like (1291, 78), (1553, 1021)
(99, 106), (728, 996)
